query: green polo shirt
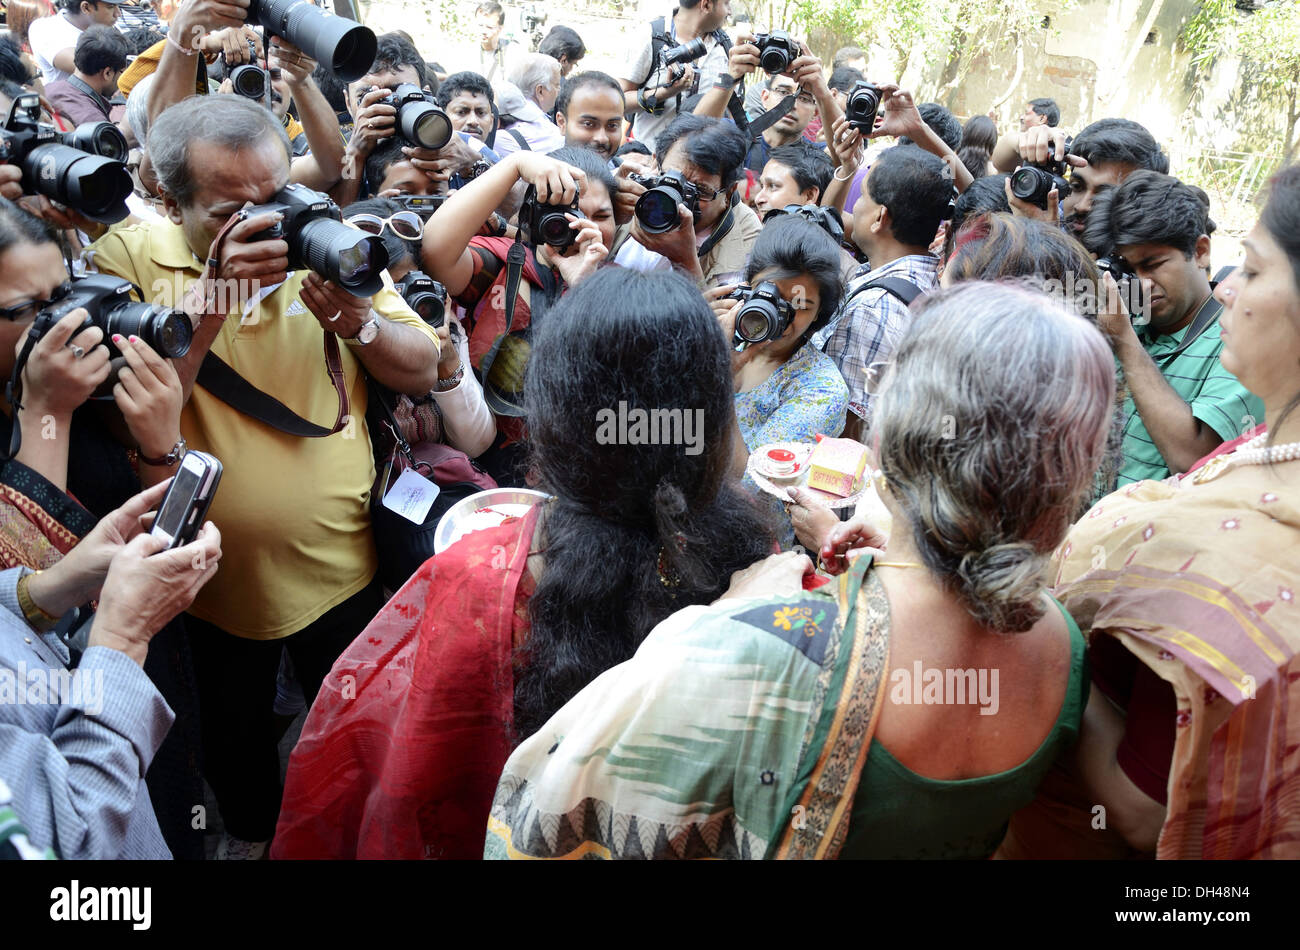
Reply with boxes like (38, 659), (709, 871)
(1117, 298), (1263, 486)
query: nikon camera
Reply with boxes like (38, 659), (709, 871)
(245, 183), (389, 296)
(725, 280), (795, 349)
(630, 170), (701, 234)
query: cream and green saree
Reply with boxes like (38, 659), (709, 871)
(484, 555), (892, 860)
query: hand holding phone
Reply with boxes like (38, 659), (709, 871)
(150, 451), (223, 550)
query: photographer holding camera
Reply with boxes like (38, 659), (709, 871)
(613, 113), (760, 288)
(620, 0), (733, 152)
(420, 146), (615, 483)
(336, 34), (490, 207)
(0, 479), (222, 859)
(1082, 170), (1262, 486)
(84, 94), (440, 859)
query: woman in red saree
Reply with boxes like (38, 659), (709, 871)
(273, 266), (777, 859)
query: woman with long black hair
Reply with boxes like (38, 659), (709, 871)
(273, 265), (776, 859)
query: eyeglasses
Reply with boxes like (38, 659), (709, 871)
(685, 178), (721, 203)
(346, 210), (424, 241)
(0, 281), (72, 323)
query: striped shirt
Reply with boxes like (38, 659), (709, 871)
(1118, 300), (1264, 485)
(814, 253), (939, 421)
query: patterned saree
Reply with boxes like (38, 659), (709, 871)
(1007, 453), (1300, 859)
(272, 507), (539, 860)
(0, 458), (97, 570)
(484, 554), (892, 860)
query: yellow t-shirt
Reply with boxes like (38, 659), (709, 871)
(86, 219), (440, 640)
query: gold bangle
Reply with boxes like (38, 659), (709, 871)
(17, 570), (61, 632)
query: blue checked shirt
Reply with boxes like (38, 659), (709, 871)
(0, 567), (173, 859)
(115, 4), (163, 34)
(814, 253), (940, 421)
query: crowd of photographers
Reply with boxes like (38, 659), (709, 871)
(0, 0), (1294, 862)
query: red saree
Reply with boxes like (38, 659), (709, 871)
(271, 507), (539, 860)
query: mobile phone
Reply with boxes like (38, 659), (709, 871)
(150, 451), (222, 550)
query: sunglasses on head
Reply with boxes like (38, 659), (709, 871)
(346, 210), (424, 241)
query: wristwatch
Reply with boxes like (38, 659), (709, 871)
(348, 316), (380, 346)
(462, 159), (491, 181)
(139, 436), (187, 467)
(713, 74), (740, 90)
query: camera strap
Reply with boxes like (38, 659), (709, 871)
(477, 239), (530, 418)
(196, 331), (351, 437)
(66, 75), (113, 120)
(697, 197), (737, 260)
(1151, 294), (1222, 365)
(4, 331), (42, 459)
(745, 94), (796, 143)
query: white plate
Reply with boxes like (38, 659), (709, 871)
(746, 442), (870, 510)
(433, 488), (552, 555)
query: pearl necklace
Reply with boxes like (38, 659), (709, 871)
(1191, 435), (1300, 483)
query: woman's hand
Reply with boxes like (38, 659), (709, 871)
(717, 550), (814, 602)
(112, 335), (184, 460)
(511, 151), (584, 204)
(705, 282), (740, 319)
(551, 216), (607, 287)
(787, 486), (840, 553)
(18, 308), (112, 420)
(820, 515), (891, 575)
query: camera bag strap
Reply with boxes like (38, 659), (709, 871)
(477, 239), (530, 418)
(1153, 294), (1222, 365)
(196, 331), (351, 437)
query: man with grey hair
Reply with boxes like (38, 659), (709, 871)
(493, 58), (564, 156)
(84, 94), (441, 860)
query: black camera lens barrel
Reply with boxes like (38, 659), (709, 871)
(228, 63), (269, 100)
(248, 0), (377, 81)
(845, 81), (882, 133)
(731, 281), (794, 347)
(1010, 165), (1069, 210)
(295, 217), (387, 296)
(22, 144), (132, 223)
(60, 122), (128, 161)
(662, 36), (707, 66)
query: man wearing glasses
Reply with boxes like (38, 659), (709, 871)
(614, 113), (760, 288)
(741, 75), (822, 174)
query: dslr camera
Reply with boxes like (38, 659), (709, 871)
(520, 183), (584, 250)
(393, 194), (447, 220)
(367, 83), (452, 151)
(30, 274), (192, 360)
(395, 270), (447, 328)
(223, 38), (269, 102)
(1095, 252), (1150, 324)
(0, 93), (131, 222)
(654, 35), (706, 85)
(245, 183), (389, 296)
(630, 170), (701, 234)
(762, 203), (845, 244)
(1010, 136), (1073, 210)
(752, 31), (800, 74)
(844, 80), (882, 134)
(724, 280), (795, 349)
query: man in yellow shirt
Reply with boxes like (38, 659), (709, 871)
(87, 95), (440, 860)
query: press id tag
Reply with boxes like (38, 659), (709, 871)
(382, 468), (440, 524)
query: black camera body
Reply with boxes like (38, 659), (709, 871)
(394, 270), (447, 328)
(726, 280), (795, 349)
(1010, 137), (1073, 210)
(844, 80), (882, 134)
(630, 170), (701, 234)
(752, 31), (799, 74)
(763, 203), (845, 244)
(0, 94), (131, 223)
(248, 0), (377, 81)
(520, 184), (584, 250)
(1096, 252), (1150, 324)
(246, 183), (389, 296)
(393, 194), (447, 219)
(31, 273), (192, 360)
(369, 83), (452, 151)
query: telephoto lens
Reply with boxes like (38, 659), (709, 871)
(388, 84), (452, 150)
(731, 281), (795, 348)
(249, 0), (377, 81)
(395, 271), (446, 328)
(662, 36), (706, 67)
(59, 121), (128, 161)
(22, 144), (131, 222)
(845, 80), (881, 133)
